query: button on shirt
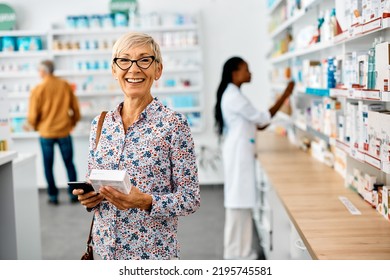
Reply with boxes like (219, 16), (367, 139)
(88, 98), (200, 259)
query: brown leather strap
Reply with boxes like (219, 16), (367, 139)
(95, 111), (107, 149)
(86, 216), (94, 246)
(86, 111), (107, 247)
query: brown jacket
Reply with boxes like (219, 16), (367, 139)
(28, 75), (81, 138)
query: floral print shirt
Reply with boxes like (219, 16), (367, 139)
(87, 98), (200, 260)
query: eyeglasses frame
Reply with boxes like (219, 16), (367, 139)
(113, 55), (157, 71)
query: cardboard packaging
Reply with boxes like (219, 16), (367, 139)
(89, 169), (131, 194)
(375, 42), (390, 92)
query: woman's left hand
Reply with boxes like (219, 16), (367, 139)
(99, 186), (152, 211)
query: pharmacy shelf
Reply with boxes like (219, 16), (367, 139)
(269, 0), (324, 38)
(270, 17), (390, 64)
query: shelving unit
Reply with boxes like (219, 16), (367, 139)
(260, 0), (390, 259)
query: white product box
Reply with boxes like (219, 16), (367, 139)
(89, 169), (131, 194)
(375, 42), (390, 92)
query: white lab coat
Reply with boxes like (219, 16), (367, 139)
(221, 83), (271, 208)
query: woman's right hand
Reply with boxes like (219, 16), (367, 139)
(72, 189), (104, 209)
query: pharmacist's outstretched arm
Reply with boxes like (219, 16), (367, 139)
(268, 80), (295, 117)
(99, 186), (152, 211)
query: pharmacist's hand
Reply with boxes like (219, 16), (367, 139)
(72, 189), (104, 209)
(284, 80), (295, 96)
(99, 186), (152, 211)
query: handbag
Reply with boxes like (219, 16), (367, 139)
(81, 218), (94, 260)
(81, 111), (107, 260)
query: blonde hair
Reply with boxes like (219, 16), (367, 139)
(111, 32), (162, 64)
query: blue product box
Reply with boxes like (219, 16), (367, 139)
(17, 37), (30, 51)
(102, 14), (115, 28)
(29, 37), (42, 50)
(77, 15), (89, 29)
(114, 12), (128, 27)
(2, 36), (16, 51)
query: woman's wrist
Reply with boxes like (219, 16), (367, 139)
(138, 193), (153, 211)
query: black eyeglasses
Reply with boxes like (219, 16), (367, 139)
(113, 56), (156, 70)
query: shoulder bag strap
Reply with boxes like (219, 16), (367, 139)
(86, 111), (107, 246)
(95, 111), (107, 149)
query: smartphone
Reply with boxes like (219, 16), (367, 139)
(68, 181), (95, 193)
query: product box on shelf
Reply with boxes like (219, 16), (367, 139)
(375, 41), (390, 92)
(366, 111), (389, 161)
(89, 169), (131, 194)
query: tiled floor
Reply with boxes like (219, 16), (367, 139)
(39, 185), (226, 260)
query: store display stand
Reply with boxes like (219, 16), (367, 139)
(0, 151), (18, 259)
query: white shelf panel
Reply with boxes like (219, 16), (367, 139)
(50, 24), (198, 36)
(10, 112), (27, 118)
(52, 49), (111, 56)
(0, 30), (48, 37)
(0, 151), (18, 166)
(55, 69), (111, 76)
(8, 92), (30, 99)
(0, 50), (50, 58)
(0, 72), (39, 79)
(271, 40), (334, 64)
(153, 86), (201, 94)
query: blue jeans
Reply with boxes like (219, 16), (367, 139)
(39, 135), (77, 200)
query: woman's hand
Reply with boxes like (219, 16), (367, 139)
(99, 186), (153, 211)
(72, 189), (104, 209)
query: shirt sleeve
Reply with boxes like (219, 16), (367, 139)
(149, 114), (200, 218)
(27, 88), (40, 130)
(228, 91), (271, 126)
(69, 85), (81, 127)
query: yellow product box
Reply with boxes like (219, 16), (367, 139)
(89, 169), (131, 194)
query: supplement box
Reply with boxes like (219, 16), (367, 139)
(89, 169), (131, 194)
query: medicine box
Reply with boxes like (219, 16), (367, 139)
(89, 169), (131, 194)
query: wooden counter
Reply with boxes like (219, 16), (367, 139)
(255, 132), (390, 260)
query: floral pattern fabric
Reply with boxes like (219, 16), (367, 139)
(87, 98), (200, 259)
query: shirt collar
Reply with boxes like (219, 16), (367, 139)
(112, 97), (161, 122)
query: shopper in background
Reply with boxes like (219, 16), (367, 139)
(27, 60), (81, 205)
(72, 32), (200, 260)
(214, 56), (294, 259)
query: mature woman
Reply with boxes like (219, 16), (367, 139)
(214, 56), (294, 259)
(73, 32), (200, 260)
